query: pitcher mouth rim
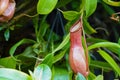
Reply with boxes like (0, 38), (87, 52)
(70, 18), (82, 33)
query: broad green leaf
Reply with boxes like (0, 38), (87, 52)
(94, 75), (103, 80)
(41, 53), (54, 67)
(90, 60), (112, 71)
(98, 50), (120, 76)
(61, 11), (80, 21)
(52, 33), (70, 54)
(37, 0), (58, 14)
(0, 68), (32, 80)
(33, 64), (52, 80)
(33, 15), (49, 42)
(83, 18), (97, 34)
(52, 66), (70, 80)
(53, 49), (67, 63)
(0, 57), (16, 68)
(75, 73), (86, 80)
(85, 0), (97, 17)
(79, 0), (85, 12)
(9, 39), (36, 59)
(4, 29), (10, 41)
(103, 0), (120, 6)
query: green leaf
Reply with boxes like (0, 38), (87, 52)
(52, 33), (70, 54)
(53, 49), (67, 63)
(88, 72), (96, 80)
(33, 64), (52, 80)
(88, 41), (120, 56)
(37, 0), (58, 14)
(4, 29), (10, 41)
(118, 38), (120, 45)
(9, 39), (36, 59)
(83, 18), (97, 34)
(61, 11), (80, 21)
(102, 2), (115, 15)
(98, 50), (120, 76)
(90, 60), (112, 71)
(52, 66), (70, 80)
(75, 73), (86, 80)
(0, 57), (16, 68)
(85, 0), (97, 17)
(87, 38), (108, 43)
(40, 21), (49, 37)
(88, 42), (120, 50)
(41, 53), (54, 67)
(32, 16), (39, 38)
(0, 68), (32, 80)
(56, 0), (72, 8)
(87, 36), (120, 59)
(94, 75), (103, 80)
(0, 26), (5, 31)
(107, 47), (120, 56)
(20, 46), (36, 58)
(103, 0), (120, 6)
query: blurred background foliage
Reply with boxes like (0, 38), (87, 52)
(0, 0), (120, 80)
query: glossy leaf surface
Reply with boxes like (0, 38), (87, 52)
(75, 73), (86, 80)
(62, 11), (80, 21)
(85, 0), (97, 17)
(0, 68), (32, 80)
(33, 64), (52, 80)
(37, 0), (58, 14)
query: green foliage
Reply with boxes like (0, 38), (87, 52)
(52, 66), (71, 80)
(75, 73), (86, 80)
(9, 39), (36, 60)
(53, 49), (67, 63)
(88, 42), (120, 56)
(0, 68), (32, 80)
(90, 60), (112, 71)
(33, 64), (52, 80)
(41, 53), (54, 67)
(56, 0), (72, 8)
(103, 0), (120, 6)
(85, 0), (97, 17)
(98, 50), (120, 76)
(61, 11), (80, 21)
(4, 29), (10, 41)
(0, 0), (120, 80)
(94, 75), (103, 80)
(88, 72), (96, 80)
(52, 33), (70, 54)
(0, 57), (16, 68)
(37, 0), (58, 14)
(83, 18), (97, 34)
